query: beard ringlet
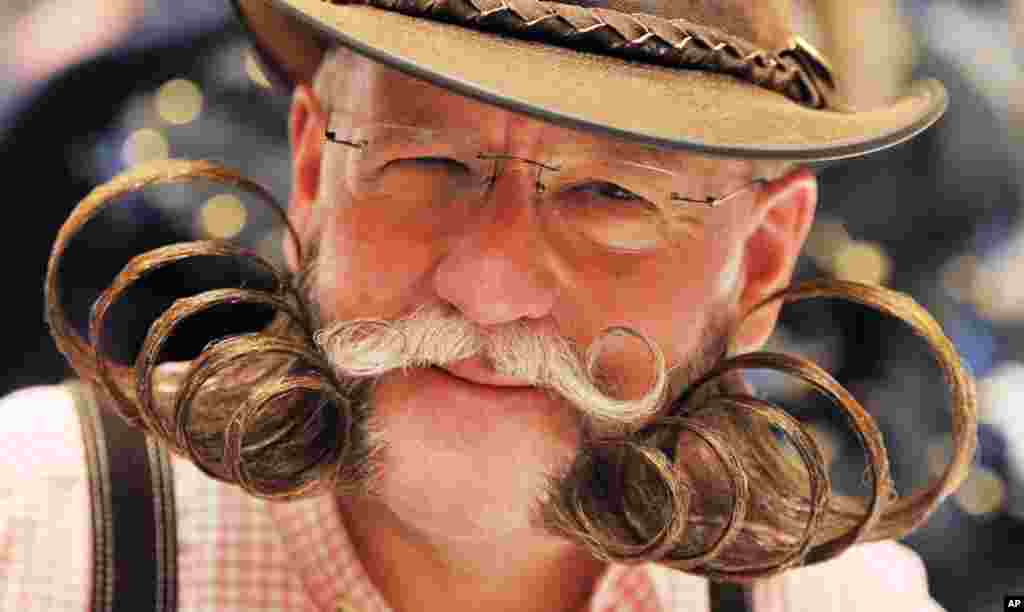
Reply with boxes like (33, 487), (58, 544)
(45, 159), (977, 582)
(694, 395), (830, 575)
(674, 350), (892, 571)
(167, 332), (372, 495)
(132, 283), (313, 442)
(221, 373), (350, 499)
(662, 418), (750, 569)
(541, 439), (690, 564)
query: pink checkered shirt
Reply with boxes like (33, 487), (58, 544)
(1, 384), (945, 611)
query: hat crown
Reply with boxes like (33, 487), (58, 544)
(565, 0), (793, 50)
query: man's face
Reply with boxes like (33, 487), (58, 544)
(287, 52), (815, 542)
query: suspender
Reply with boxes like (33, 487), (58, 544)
(709, 581), (753, 612)
(69, 380), (178, 612)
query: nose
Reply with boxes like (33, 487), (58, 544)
(432, 160), (559, 326)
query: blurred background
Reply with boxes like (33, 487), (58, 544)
(1, 0), (1021, 610)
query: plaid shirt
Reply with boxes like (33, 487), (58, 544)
(1, 384), (945, 612)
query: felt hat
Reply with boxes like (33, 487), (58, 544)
(231, 0), (947, 161)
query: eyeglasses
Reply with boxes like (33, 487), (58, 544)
(322, 114), (765, 254)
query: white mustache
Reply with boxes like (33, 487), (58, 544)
(313, 303), (669, 430)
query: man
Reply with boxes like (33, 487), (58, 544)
(3, 0), (976, 611)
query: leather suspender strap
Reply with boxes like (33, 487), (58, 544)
(709, 581), (753, 612)
(68, 380), (178, 612)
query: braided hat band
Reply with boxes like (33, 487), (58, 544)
(233, 0), (946, 161)
(330, 0), (839, 110)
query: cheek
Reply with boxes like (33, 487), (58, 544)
(314, 212), (363, 317)
(572, 248), (734, 400)
(315, 201), (439, 318)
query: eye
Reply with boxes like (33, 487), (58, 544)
(566, 181), (642, 201)
(385, 156), (471, 173)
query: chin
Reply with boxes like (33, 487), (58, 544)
(363, 366), (581, 540)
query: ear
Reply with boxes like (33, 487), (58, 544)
(285, 83), (326, 273)
(730, 167), (817, 354)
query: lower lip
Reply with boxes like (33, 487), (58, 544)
(413, 367), (564, 423)
(429, 366), (537, 397)
(425, 365), (567, 430)
(383, 367), (573, 446)
(438, 362), (535, 389)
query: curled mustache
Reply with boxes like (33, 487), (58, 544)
(315, 302), (670, 433)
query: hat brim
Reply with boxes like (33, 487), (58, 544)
(242, 0), (947, 162)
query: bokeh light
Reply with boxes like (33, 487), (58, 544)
(156, 78), (204, 125)
(199, 194), (248, 240)
(832, 240), (893, 285)
(121, 128), (170, 166)
(954, 466), (1007, 518)
(971, 268), (1024, 322)
(804, 216), (851, 269)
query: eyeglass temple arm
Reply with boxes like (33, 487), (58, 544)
(325, 130), (367, 149)
(670, 177), (770, 208)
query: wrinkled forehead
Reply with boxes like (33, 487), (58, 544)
(322, 49), (758, 181)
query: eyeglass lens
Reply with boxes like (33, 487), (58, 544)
(323, 118), (754, 253)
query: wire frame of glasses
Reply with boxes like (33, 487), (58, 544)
(323, 120), (761, 253)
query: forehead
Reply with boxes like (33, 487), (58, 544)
(324, 50), (756, 180)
